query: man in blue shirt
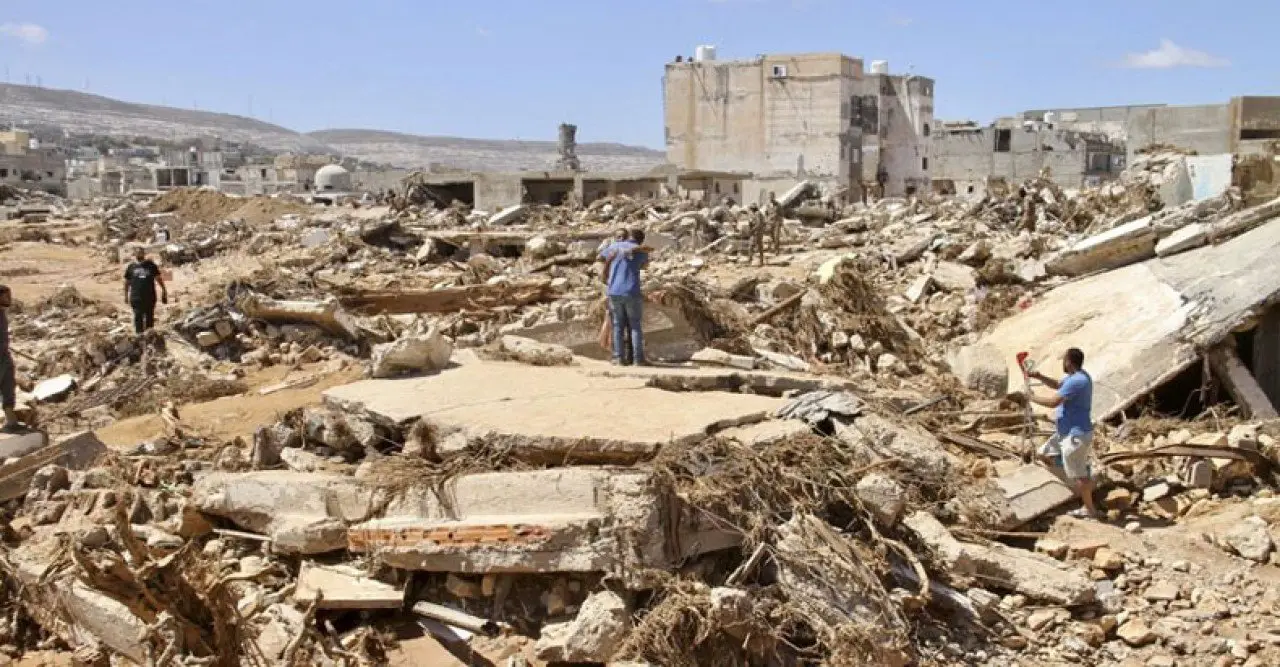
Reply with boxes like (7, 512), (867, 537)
(599, 228), (649, 365)
(1027, 347), (1097, 518)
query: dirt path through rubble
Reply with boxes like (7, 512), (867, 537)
(0, 239), (121, 305)
(96, 364), (363, 447)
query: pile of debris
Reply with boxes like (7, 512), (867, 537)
(3, 162), (1280, 666)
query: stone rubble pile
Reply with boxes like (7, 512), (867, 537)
(1, 162), (1279, 665)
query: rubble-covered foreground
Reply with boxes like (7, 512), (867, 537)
(0, 157), (1279, 666)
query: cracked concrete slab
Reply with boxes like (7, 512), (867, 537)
(324, 354), (787, 464)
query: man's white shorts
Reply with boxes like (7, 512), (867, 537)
(1039, 431), (1093, 480)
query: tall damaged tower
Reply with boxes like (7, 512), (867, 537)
(556, 123), (581, 172)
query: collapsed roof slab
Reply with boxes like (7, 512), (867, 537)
(348, 467), (738, 577)
(970, 216), (1280, 420)
(323, 354), (788, 464)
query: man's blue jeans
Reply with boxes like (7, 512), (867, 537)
(608, 294), (645, 363)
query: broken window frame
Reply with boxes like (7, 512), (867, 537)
(994, 129), (1012, 153)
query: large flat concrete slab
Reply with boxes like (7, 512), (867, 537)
(969, 217), (1280, 419)
(324, 355), (786, 463)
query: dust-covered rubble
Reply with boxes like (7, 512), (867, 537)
(1, 163), (1280, 665)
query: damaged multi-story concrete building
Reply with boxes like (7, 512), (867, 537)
(0, 128), (67, 195)
(662, 49), (934, 202)
(931, 119), (1126, 194)
(933, 96), (1280, 196)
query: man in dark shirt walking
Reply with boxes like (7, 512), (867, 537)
(124, 247), (167, 334)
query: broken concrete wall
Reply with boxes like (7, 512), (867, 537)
(350, 467), (738, 577)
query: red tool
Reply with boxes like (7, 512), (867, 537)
(1016, 352), (1036, 463)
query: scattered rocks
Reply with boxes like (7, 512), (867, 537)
(1118, 619), (1157, 647)
(1221, 516), (1274, 562)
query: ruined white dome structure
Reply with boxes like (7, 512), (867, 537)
(314, 164), (352, 192)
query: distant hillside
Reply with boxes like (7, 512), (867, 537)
(308, 128), (667, 173)
(0, 83), (668, 172)
(0, 83), (330, 152)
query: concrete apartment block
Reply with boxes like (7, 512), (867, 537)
(664, 52), (937, 202)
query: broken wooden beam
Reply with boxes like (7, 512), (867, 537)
(340, 280), (556, 315)
(1208, 345), (1279, 419)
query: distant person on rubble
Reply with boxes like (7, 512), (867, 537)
(124, 246), (167, 334)
(0, 285), (23, 432)
(1018, 347), (1097, 518)
(764, 193), (784, 253)
(599, 227), (649, 366)
(746, 203), (767, 266)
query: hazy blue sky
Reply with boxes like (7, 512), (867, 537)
(0, 1), (1275, 148)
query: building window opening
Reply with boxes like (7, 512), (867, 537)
(922, 157), (929, 170)
(714, 182), (721, 194)
(771, 65), (788, 78)
(1241, 129), (1280, 140)
(967, 185), (975, 194)
(0, 169), (8, 178)
(260, 169), (268, 178)
(995, 129), (1012, 153)
(733, 183), (740, 194)
(923, 123), (931, 137)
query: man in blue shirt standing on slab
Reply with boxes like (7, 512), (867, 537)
(599, 228), (649, 366)
(1026, 347), (1097, 518)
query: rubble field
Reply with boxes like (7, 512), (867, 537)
(0, 160), (1279, 667)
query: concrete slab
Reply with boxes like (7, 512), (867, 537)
(324, 356), (786, 464)
(11, 541), (148, 664)
(348, 467), (738, 577)
(0, 431), (104, 502)
(192, 472), (384, 554)
(994, 464), (1076, 528)
(294, 563), (404, 610)
(1046, 216), (1155, 277)
(0, 430), (48, 460)
(968, 218), (1280, 419)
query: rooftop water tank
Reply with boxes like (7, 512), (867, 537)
(694, 45), (717, 62)
(870, 60), (889, 75)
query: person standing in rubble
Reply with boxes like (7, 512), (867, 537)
(124, 246), (167, 334)
(0, 285), (22, 432)
(599, 228), (632, 363)
(747, 203), (767, 266)
(764, 193), (784, 253)
(599, 228), (649, 366)
(1023, 347), (1097, 518)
